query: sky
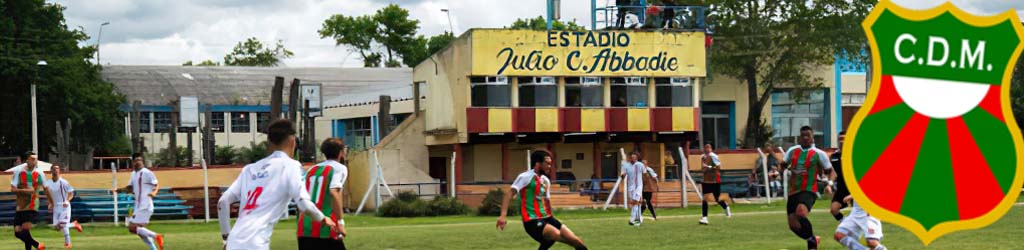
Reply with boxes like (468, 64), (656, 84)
(51, 0), (1024, 67)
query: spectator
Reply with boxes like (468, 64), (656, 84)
(747, 169), (761, 198)
(615, 0), (631, 29)
(661, 0), (678, 28)
(641, 160), (658, 220)
(769, 166), (782, 197)
(589, 174), (602, 201)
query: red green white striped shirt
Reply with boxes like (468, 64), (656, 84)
(297, 160), (348, 239)
(782, 145), (832, 196)
(10, 168), (45, 211)
(511, 171), (552, 222)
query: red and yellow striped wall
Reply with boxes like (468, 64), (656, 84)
(466, 107), (699, 133)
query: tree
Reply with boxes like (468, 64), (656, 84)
(223, 37), (293, 67)
(320, 14), (380, 67)
(375, 4), (420, 68)
(400, 32), (456, 68)
(707, 0), (873, 148)
(0, 0), (126, 159)
(508, 16), (585, 31)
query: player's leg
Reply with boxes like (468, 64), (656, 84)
(132, 209), (162, 250)
(642, 191), (656, 219)
(713, 184), (730, 217)
(129, 223), (156, 250)
(795, 192), (819, 249)
(834, 218), (867, 250)
(830, 201), (844, 221)
(864, 217), (885, 250)
(20, 215), (41, 250)
(541, 221), (587, 250)
(700, 184), (712, 224)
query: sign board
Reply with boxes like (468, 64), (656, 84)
(180, 96), (199, 128)
(471, 29), (706, 77)
(299, 83), (322, 117)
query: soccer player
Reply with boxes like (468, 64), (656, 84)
(114, 154), (163, 250)
(640, 159), (658, 221)
(699, 144), (731, 225)
(834, 195), (886, 250)
(11, 151), (46, 250)
(296, 138), (349, 249)
(497, 150), (588, 250)
(781, 126), (835, 250)
(829, 131), (850, 222)
(620, 152), (645, 226)
(43, 166), (82, 249)
(218, 119), (338, 250)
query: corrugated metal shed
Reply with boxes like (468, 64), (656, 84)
(101, 65), (413, 107)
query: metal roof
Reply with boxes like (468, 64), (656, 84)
(101, 65), (413, 107)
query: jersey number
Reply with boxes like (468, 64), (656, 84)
(243, 187), (264, 214)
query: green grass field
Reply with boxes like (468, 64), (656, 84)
(1, 200), (1022, 250)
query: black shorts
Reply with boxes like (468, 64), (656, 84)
(702, 183), (722, 197)
(14, 210), (38, 225)
(298, 237), (346, 250)
(831, 186), (850, 209)
(787, 191), (817, 215)
(523, 217), (563, 244)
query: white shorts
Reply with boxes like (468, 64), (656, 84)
(627, 188), (642, 202)
(129, 208), (153, 224)
(837, 216), (883, 240)
(52, 206), (71, 225)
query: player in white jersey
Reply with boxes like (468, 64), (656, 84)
(218, 119), (338, 250)
(43, 166), (82, 249)
(114, 154), (163, 250)
(620, 152), (645, 226)
(834, 195), (886, 250)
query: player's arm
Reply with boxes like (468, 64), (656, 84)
(497, 187), (516, 231)
(779, 148), (793, 170)
(218, 172), (244, 239)
(329, 188), (346, 237)
(44, 186), (54, 210)
(149, 183), (160, 197)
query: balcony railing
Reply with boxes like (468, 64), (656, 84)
(594, 4), (708, 31)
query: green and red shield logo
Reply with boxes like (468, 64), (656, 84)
(846, 0), (1024, 245)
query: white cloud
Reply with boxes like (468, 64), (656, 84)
(54, 0), (1024, 67)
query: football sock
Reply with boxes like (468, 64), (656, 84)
(838, 236), (868, 250)
(62, 226), (71, 245)
(136, 227), (157, 238)
(138, 235), (156, 249)
(701, 201), (709, 217)
(717, 201), (729, 210)
(798, 217), (814, 239)
(538, 241), (555, 250)
(833, 212), (844, 222)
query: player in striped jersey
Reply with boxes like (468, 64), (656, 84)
(296, 138), (349, 249)
(43, 166), (82, 249)
(781, 126), (835, 250)
(11, 151), (46, 250)
(497, 151), (588, 250)
(699, 144), (731, 225)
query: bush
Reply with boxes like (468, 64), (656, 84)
(214, 145), (237, 165)
(478, 188), (519, 216)
(378, 192), (427, 217)
(379, 192), (470, 217)
(426, 196), (470, 216)
(152, 146), (189, 167)
(237, 142), (269, 164)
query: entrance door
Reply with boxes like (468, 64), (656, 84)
(600, 152), (620, 179)
(429, 157), (448, 194)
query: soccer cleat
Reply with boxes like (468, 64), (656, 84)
(37, 243), (45, 250)
(725, 207), (732, 218)
(154, 234), (164, 250)
(628, 221), (635, 226)
(72, 221), (82, 233)
(64, 243), (70, 249)
(699, 217), (709, 225)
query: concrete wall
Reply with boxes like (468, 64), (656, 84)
(314, 99), (417, 161)
(344, 114), (437, 210)
(414, 32), (473, 146)
(841, 74), (868, 94)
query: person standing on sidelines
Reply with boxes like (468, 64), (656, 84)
(829, 131), (850, 222)
(699, 144), (731, 225)
(620, 152), (645, 226)
(43, 166), (82, 249)
(834, 195), (886, 250)
(297, 138), (349, 249)
(640, 159), (658, 221)
(219, 119), (338, 250)
(497, 150), (588, 250)
(114, 154), (163, 250)
(11, 151), (46, 250)
(781, 126), (835, 250)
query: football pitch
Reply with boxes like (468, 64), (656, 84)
(1, 201), (1022, 250)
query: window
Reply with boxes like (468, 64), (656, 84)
(390, 113), (411, 132)
(470, 76), (510, 107)
(611, 77), (648, 107)
(341, 117), (373, 151)
(256, 112), (271, 133)
(518, 77), (557, 107)
(701, 102), (732, 149)
(211, 112), (225, 133)
(139, 112), (151, 133)
(771, 89), (828, 148)
(565, 77), (604, 107)
(655, 77), (694, 107)
(153, 112), (172, 133)
(231, 112), (250, 133)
